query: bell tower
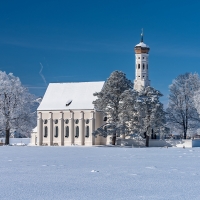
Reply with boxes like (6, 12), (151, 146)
(134, 30), (150, 91)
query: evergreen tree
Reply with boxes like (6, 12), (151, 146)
(93, 71), (133, 145)
(135, 86), (166, 146)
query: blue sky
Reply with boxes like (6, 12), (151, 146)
(1, 0), (200, 105)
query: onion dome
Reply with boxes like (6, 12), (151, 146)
(135, 29), (150, 54)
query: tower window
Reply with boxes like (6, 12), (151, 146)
(54, 126), (58, 137)
(138, 57), (140, 59)
(143, 64), (145, 70)
(75, 126), (79, 138)
(65, 126), (69, 138)
(138, 64), (140, 69)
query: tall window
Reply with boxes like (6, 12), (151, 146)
(75, 126), (79, 138)
(147, 64), (148, 69)
(65, 126), (69, 138)
(138, 64), (140, 69)
(44, 126), (48, 137)
(54, 126), (58, 137)
(143, 63), (145, 70)
(85, 126), (89, 137)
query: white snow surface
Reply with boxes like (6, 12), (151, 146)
(38, 81), (104, 110)
(1, 146), (200, 200)
(135, 42), (149, 48)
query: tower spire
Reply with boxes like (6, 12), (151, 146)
(141, 28), (144, 42)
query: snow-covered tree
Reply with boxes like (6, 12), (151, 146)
(193, 89), (200, 118)
(135, 86), (166, 146)
(118, 89), (139, 136)
(93, 71), (133, 145)
(0, 71), (37, 144)
(166, 73), (200, 139)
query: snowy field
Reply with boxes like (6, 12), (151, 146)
(1, 146), (200, 200)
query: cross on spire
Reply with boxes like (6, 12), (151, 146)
(141, 28), (144, 42)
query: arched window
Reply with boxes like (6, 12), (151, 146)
(85, 126), (89, 137)
(65, 126), (69, 138)
(65, 119), (69, 124)
(44, 126), (48, 137)
(143, 64), (145, 70)
(54, 126), (58, 137)
(138, 64), (140, 69)
(75, 126), (79, 138)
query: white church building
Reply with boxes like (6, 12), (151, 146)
(31, 32), (150, 146)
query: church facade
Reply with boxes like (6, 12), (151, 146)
(31, 82), (107, 146)
(31, 32), (151, 146)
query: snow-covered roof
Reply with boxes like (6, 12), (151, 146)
(135, 42), (149, 48)
(32, 127), (37, 133)
(38, 81), (104, 111)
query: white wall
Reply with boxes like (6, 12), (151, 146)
(34, 109), (105, 146)
(0, 138), (30, 145)
(117, 138), (200, 148)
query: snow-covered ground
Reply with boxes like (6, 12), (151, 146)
(0, 146), (200, 200)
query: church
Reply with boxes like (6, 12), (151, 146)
(31, 32), (151, 146)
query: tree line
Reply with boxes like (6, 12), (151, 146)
(1, 70), (200, 146)
(93, 71), (200, 146)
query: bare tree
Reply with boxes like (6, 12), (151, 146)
(166, 73), (200, 139)
(0, 71), (37, 144)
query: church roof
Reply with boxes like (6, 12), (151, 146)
(32, 126), (37, 133)
(38, 81), (105, 111)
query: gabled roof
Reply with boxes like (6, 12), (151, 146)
(38, 81), (104, 111)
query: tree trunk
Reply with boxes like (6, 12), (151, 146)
(5, 129), (10, 145)
(112, 135), (116, 145)
(145, 135), (149, 147)
(183, 128), (187, 139)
